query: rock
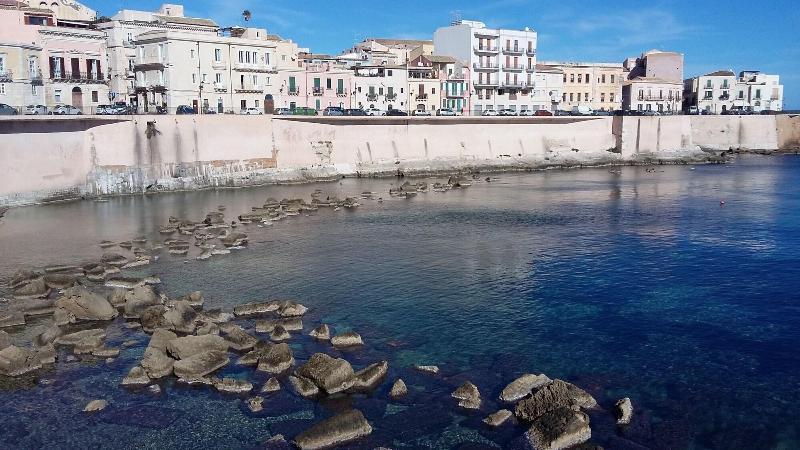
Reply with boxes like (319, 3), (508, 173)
(222, 325), (258, 351)
(108, 288), (128, 308)
(148, 384), (162, 395)
(162, 300), (197, 333)
(276, 301), (307, 317)
(414, 365), (439, 375)
(389, 379), (408, 399)
(256, 343), (294, 374)
(348, 361), (388, 393)
(484, 409), (513, 427)
(515, 380), (597, 423)
(309, 324), (330, 340)
(55, 329), (106, 354)
(0, 331), (10, 350)
(35, 325), (63, 346)
(213, 377), (254, 394)
(91, 347), (120, 358)
(296, 353), (356, 394)
(123, 286), (161, 319)
(264, 434), (291, 450)
(36, 343), (57, 364)
(147, 329), (178, 351)
(167, 334), (228, 360)
(140, 305), (168, 331)
(221, 231), (248, 247)
(256, 318), (303, 333)
(615, 397), (633, 425)
(262, 377), (281, 393)
(0, 311), (26, 329)
(10, 269), (40, 289)
(122, 258), (151, 269)
(500, 374), (552, 403)
(233, 301), (279, 317)
(237, 343), (272, 366)
(247, 396), (264, 412)
(51, 286), (118, 326)
(84, 399), (107, 412)
(101, 252), (128, 267)
(13, 277), (50, 300)
(121, 366), (151, 386)
(173, 350), (229, 380)
(288, 375), (320, 398)
(0, 345), (43, 376)
(331, 331), (363, 348)
(44, 273), (76, 289)
(20, 298), (55, 317)
(452, 381), (481, 409)
(177, 291), (204, 308)
(293, 409), (373, 450)
(270, 325), (291, 342)
(195, 321), (220, 336)
(141, 348), (175, 378)
(197, 309), (234, 324)
(523, 407), (591, 450)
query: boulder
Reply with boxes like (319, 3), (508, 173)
(331, 331), (363, 348)
(36, 344), (57, 364)
(293, 409), (373, 450)
(615, 397), (633, 425)
(484, 409), (513, 427)
(0, 330), (10, 350)
(0, 345), (42, 376)
(83, 399), (108, 412)
(108, 288), (128, 308)
(221, 232), (248, 247)
(101, 253), (128, 267)
(167, 334), (228, 360)
(415, 365), (439, 375)
(233, 301), (280, 317)
(500, 374), (552, 403)
(52, 286), (118, 326)
(222, 325), (258, 351)
(10, 269), (40, 289)
(389, 379), (408, 399)
(141, 348), (175, 378)
(309, 324), (330, 340)
(256, 343), (294, 374)
(173, 350), (230, 380)
(177, 291), (204, 308)
(55, 329), (106, 354)
(147, 329), (178, 351)
(121, 366), (150, 386)
(0, 311), (26, 329)
(515, 380), (597, 423)
(257, 318), (303, 333)
(288, 375), (320, 398)
(237, 342), (273, 366)
(195, 321), (220, 336)
(247, 396), (264, 412)
(264, 434), (291, 450)
(262, 377), (281, 393)
(295, 353), (356, 394)
(162, 300), (197, 334)
(452, 381), (481, 409)
(197, 309), (234, 324)
(44, 273), (77, 290)
(348, 361), (388, 393)
(92, 347), (120, 358)
(213, 377), (254, 394)
(270, 325), (291, 342)
(522, 407), (591, 450)
(276, 301), (307, 318)
(13, 277), (50, 299)
(35, 325), (63, 346)
(123, 286), (161, 319)
(139, 305), (168, 331)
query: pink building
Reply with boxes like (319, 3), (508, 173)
(276, 54), (354, 111)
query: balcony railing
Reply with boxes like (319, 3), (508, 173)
(473, 46), (498, 53)
(30, 70), (43, 84)
(502, 81), (526, 89)
(473, 62), (499, 71)
(503, 47), (523, 55)
(474, 80), (499, 87)
(312, 86), (324, 96)
(415, 94), (428, 100)
(719, 94), (730, 100)
(123, 40), (136, 48)
(474, 29), (499, 38)
(637, 95), (678, 101)
(526, 49), (536, 56)
(386, 93), (397, 101)
(0, 70), (12, 81)
(503, 64), (524, 72)
(525, 66), (536, 72)
(366, 94), (378, 101)
(288, 87), (299, 96)
(337, 90), (348, 97)
(51, 71), (107, 84)
(233, 62), (278, 73)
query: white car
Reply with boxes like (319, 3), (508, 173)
(51, 105), (82, 115)
(241, 107), (263, 115)
(24, 105), (47, 115)
(481, 109), (498, 116)
(412, 109), (432, 116)
(499, 109), (517, 116)
(365, 108), (385, 116)
(518, 109), (535, 116)
(437, 108), (457, 116)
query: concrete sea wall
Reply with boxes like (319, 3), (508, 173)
(1, 114), (798, 207)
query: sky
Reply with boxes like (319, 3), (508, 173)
(88, 0), (799, 108)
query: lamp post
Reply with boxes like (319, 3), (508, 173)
(198, 81), (205, 114)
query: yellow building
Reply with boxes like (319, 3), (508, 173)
(540, 61), (624, 112)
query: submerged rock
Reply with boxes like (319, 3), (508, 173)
(500, 373), (552, 403)
(167, 334), (228, 360)
(44, 273), (77, 289)
(452, 381), (481, 409)
(247, 396), (264, 412)
(484, 409), (513, 427)
(309, 324), (330, 340)
(270, 325), (291, 342)
(233, 301), (279, 317)
(293, 409), (373, 450)
(101, 253), (128, 267)
(515, 380), (597, 423)
(121, 366), (151, 386)
(213, 377), (254, 394)
(0, 345), (42, 376)
(296, 353), (355, 394)
(13, 277), (50, 300)
(389, 379), (408, 399)
(262, 377), (281, 393)
(256, 343), (294, 374)
(615, 397), (633, 425)
(84, 399), (108, 412)
(222, 325), (258, 351)
(173, 350), (229, 380)
(53, 286), (118, 326)
(414, 365), (439, 375)
(288, 375), (320, 398)
(348, 361), (388, 393)
(331, 331), (363, 348)
(264, 434), (291, 450)
(523, 407), (591, 450)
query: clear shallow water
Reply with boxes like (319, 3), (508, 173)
(1, 155), (799, 449)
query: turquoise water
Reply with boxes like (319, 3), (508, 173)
(1, 155), (799, 449)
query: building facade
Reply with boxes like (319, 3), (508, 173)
(684, 70), (783, 113)
(540, 61), (622, 111)
(622, 50), (684, 113)
(434, 20), (537, 114)
(276, 57), (353, 111)
(530, 64), (563, 112)
(351, 65), (408, 111)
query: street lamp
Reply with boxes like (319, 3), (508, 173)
(199, 81), (205, 114)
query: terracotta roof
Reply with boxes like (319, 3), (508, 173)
(370, 38), (433, 47)
(703, 70), (735, 77)
(154, 15), (217, 28)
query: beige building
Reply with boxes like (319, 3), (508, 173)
(539, 61), (623, 111)
(340, 38), (433, 66)
(20, 0), (95, 22)
(622, 49), (684, 113)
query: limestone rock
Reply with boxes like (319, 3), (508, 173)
(177, 291), (204, 308)
(0, 345), (42, 376)
(55, 329), (106, 354)
(223, 325), (258, 351)
(500, 374), (552, 403)
(523, 407), (591, 450)
(309, 324), (330, 340)
(141, 347), (175, 378)
(91, 347), (120, 358)
(452, 381), (481, 409)
(173, 350), (229, 380)
(139, 305), (168, 331)
(167, 334), (228, 360)
(414, 365), (439, 375)
(101, 253), (128, 267)
(83, 399), (108, 412)
(257, 318), (303, 333)
(389, 379), (408, 399)
(108, 288), (128, 308)
(13, 277), (50, 300)
(247, 396), (264, 412)
(331, 331), (363, 348)
(44, 273), (77, 290)
(123, 286), (161, 319)
(288, 375), (320, 398)
(348, 361), (388, 393)
(484, 409), (513, 427)
(262, 377), (281, 393)
(0, 311), (26, 329)
(213, 377), (254, 394)
(0, 331), (10, 350)
(221, 231), (248, 247)
(237, 343), (273, 366)
(36, 343), (57, 364)
(148, 329), (178, 351)
(270, 325), (291, 342)
(293, 409), (373, 450)
(35, 325), (63, 346)
(515, 380), (597, 423)
(162, 300), (197, 334)
(233, 301), (279, 317)
(264, 434), (291, 450)
(256, 343), (294, 374)
(295, 353), (355, 394)
(615, 397), (633, 425)
(121, 366), (150, 386)
(276, 301), (307, 318)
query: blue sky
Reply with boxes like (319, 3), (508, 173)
(90, 0), (799, 107)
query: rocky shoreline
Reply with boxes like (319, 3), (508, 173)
(2, 175), (642, 449)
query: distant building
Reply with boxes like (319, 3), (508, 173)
(530, 64), (563, 112)
(340, 38), (433, 66)
(20, 0), (95, 22)
(407, 54), (442, 113)
(277, 53), (353, 111)
(434, 20), (538, 114)
(622, 49), (684, 113)
(683, 70), (783, 113)
(428, 55), (470, 113)
(539, 61), (622, 111)
(351, 64), (408, 111)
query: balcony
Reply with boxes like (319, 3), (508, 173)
(211, 60), (227, 70)
(637, 95), (675, 101)
(30, 70), (43, 85)
(503, 64), (524, 72)
(0, 70), (12, 81)
(474, 29), (499, 38)
(235, 87), (264, 94)
(213, 82), (227, 93)
(51, 71), (107, 84)
(474, 79), (499, 88)
(473, 45), (499, 54)
(234, 62), (278, 73)
(503, 47), (523, 55)
(719, 93), (730, 100)
(502, 81), (526, 89)
(337, 90), (348, 98)
(287, 87), (299, 96)
(473, 62), (499, 71)
(366, 94), (378, 101)
(415, 93), (428, 100)
(134, 61), (165, 71)
(312, 86), (324, 96)
(526, 49), (536, 56)
(386, 93), (397, 101)
(123, 40), (135, 48)
(525, 66), (536, 72)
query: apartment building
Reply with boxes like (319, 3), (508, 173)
(19, 0), (95, 21)
(340, 38), (433, 66)
(407, 54), (442, 113)
(0, 1), (108, 111)
(530, 64), (563, 112)
(622, 49), (684, 113)
(540, 61), (622, 111)
(277, 54), (353, 111)
(434, 20), (537, 114)
(351, 65), (408, 111)
(684, 70), (783, 113)
(428, 55), (470, 113)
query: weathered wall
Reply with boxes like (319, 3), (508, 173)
(690, 115), (780, 151)
(618, 116), (695, 159)
(776, 114), (800, 150)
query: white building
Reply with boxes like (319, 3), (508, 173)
(530, 64), (563, 112)
(351, 65), (408, 111)
(684, 70), (783, 113)
(434, 20), (537, 114)
(339, 38), (433, 67)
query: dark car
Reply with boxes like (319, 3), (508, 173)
(344, 108), (367, 116)
(176, 105), (196, 114)
(293, 107), (318, 116)
(0, 103), (18, 115)
(323, 106), (345, 116)
(534, 110), (553, 116)
(386, 109), (408, 116)
(592, 110), (613, 116)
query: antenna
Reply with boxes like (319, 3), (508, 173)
(449, 10), (462, 25)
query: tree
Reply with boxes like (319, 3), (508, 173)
(242, 10), (252, 22)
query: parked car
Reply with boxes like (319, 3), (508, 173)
(642, 110), (661, 116)
(499, 109), (517, 116)
(592, 110), (613, 116)
(0, 103), (17, 115)
(112, 104), (136, 115)
(51, 104), (82, 115)
(534, 110), (554, 116)
(364, 107), (385, 116)
(176, 105), (196, 114)
(274, 108), (292, 115)
(386, 109), (408, 116)
(760, 109), (779, 115)
(24, 105), (47, 115)
(292, 107), (318, 116)
(554, 110), (571, 116)
(518, 109), (535, 116)
(240, 107), (263, 115)
(571, 105), (594, 116)
(412, 109), (432, 116)
(95, 105), (115, 115)
(481, 109), (498, 116)
(344, 108), (367, 116)
(436, 108), (457, 116)
(323, 106), (345, 116)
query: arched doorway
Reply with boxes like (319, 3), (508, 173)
(264, 94), (275, 114)
(71, 87), (83, 110)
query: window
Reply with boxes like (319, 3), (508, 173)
(265, 53), (270, 65)
(569, 93), (574, 102)
(0, 55), (5, 73)
(245, 52), (251, 64)
(326, 78), (332, 89)
(602, 74), (606, 83)
(610, 93), (615, 102)
(253, 75), (259, 86)
(91, 91), (98, 102)
(158, 70), (164, 85)
(600, 93), (605, 102)
(239, 51), (244, 63)
(127, 32), (133, 42)
(585, 74), (590, 84)
(611, 75), (615, 83)
(577, 74), (582, 83)
(755, 89), (761, 99)
(54, 89), (62, 102)
(570, 74), (574, 83)
(738, 90), (744, 99)
(214, 49), (222, 62)
(584, 93), (588, 101)
(202, 73), (207, 83)
(192, 73), (196, 84)
(157, 44), (164, 62)
(31, 84), (37, 95)
(215, 73), (222, 83)
(0, 83), (4, 95)
(190, 49), (195, 59)
(704, 90), (713, 99)
(705, 80), (712, 88)
(387, 69), (393, 76)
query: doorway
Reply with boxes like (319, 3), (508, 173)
(264, 94), (274, 114)
(71, 87), (83, 110)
